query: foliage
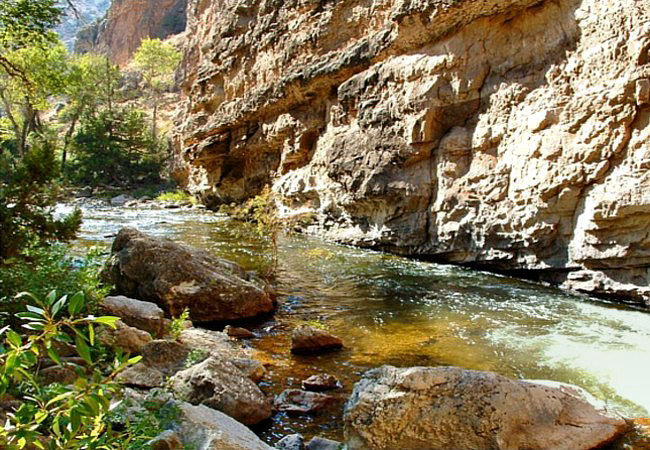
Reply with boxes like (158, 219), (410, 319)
(169, 308), (189, 340)
(156, 189), (197, 205)
(0, 136), (82, 261)
(0, 1), (61, 55)
(133, 38), (181, 139)
(107, 389), (184, 449)
(59, 53), (116, 171)
(68, 107), (167, 186)
(0, 290), (139, 449)
(184, 349), (208, 368)
(0, 244), (110, 323)
(0, 38), (68, 155)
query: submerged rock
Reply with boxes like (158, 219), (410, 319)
(305, 437), (342, 450)
(291, 326), (343, 355)
(225, 325), (255, 339)
(275, 434), (304, 450)
(344, 366), (629, 450)
(110, 194), (133, 207)
(170, 356), (272, 425)
(102, 228), (275, 323)
(302, 374), (342, 392)
(274, 389), (337, 414)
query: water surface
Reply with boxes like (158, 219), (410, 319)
(63, 202), (650, 442)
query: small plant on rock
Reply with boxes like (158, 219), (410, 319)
(169, 307), (190, 340)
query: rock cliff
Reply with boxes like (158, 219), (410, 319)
(75, 0), (188, 65)
(173, 0), (650, 306)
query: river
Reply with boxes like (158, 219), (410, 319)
(62, 201), (650, 443)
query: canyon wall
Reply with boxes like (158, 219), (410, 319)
(173, 0), (650, 307)
(75, 0), (188, 65)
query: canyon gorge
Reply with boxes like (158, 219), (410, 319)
(171, 0), (650, 307)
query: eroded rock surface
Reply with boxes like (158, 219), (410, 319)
(173, 0), (650, 306)
(102, 228), (274, 322)
(343, 366), (629, 450)
(170, 356), (272, 425)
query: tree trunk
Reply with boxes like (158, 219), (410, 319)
(61, 112), (80, 172)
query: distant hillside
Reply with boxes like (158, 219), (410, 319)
(56, 0), (111, 50)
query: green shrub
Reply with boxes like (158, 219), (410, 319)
(0, 244), (110, 325)
(0, 136), (82, 261)
(156, 189), (198, 204)
(0, 290), (136, 448)
(67, 107), (167, 187)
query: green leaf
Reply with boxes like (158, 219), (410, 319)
(68, 292), (85, 316)
(22, 323), (45, 331)
(15, 312), (45, 322)
(45, 290), (58, 306)
(47, 347), (62, 366)
(15, 292), (42, 306)
(7, 330), (22, 347)
(70, 408), (81, 432)
(51, 295), (68, 317)
(92, 316), (120, 329)
(0, 326), (9, 337)
(75, 333), (92, 365)
(25, 305), (45, 317)
(127, 355), (142, 365)
(46, 391), (74, 407)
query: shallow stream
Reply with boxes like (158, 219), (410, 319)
(64, 202), (650, 443)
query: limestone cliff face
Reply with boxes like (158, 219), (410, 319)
(75, 0), (188, 65)
(173, 0), (650, 306)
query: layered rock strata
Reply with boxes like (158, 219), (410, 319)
(173, 0), (650, 306)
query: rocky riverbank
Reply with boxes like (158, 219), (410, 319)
(172, 0), (650, 307)
(94, 228), (644, 449)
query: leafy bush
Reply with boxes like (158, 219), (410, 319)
(0, 290), (137, 448)
(0, 244), (110, 325)
(0, 136), (81, 261)
(156, 189), (197, 204)
(67, 107), (167, 187)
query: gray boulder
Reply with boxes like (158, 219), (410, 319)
(170, 356), (272, 425)
(344, 366), (629, 450)
(176, 402), (272, 450)
(101, 295), (166, 337)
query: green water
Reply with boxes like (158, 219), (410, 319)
(65, 202), (650, 442)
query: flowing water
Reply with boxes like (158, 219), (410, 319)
(63, 202), (650, 443)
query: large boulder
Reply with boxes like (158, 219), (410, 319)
(102, 228), (274, 323)
(170, 356), (272, 426)
(344, 366), (629, 450)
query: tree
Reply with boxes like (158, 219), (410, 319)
(133, 38), (181, 140)
(0, 136), (82, 261)
(0, 0), (61, 81)
(0, 39), (67, 156)
(69, 107), (165, 186)
(60, 53), (114, 171)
